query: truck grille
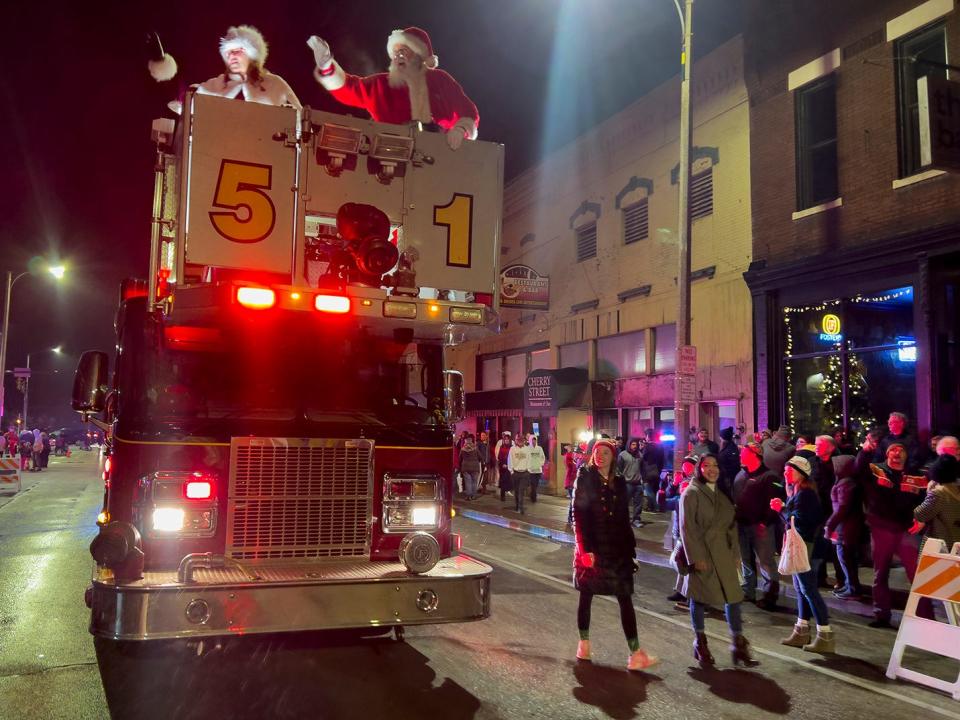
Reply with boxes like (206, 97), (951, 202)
(226, 438), (373, 561)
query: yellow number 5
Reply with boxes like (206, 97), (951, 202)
(433, 193), (473, 268)
(209, 160), (276, 243)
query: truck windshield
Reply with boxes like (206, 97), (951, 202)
(125, 319), (439, 426)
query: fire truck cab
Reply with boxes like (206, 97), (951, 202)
(72, 92), (501, 641)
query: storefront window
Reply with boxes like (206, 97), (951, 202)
(594, 409), (619, 439)
(783, 286), (916, 440)
(530, 348), (552, 371)
(653, 323), (677, 372)
(560, 341), (590, 371)
(505, 354), (527, 388)
(597, 330), (646, 380)
(846, 287), (915, 349)
(481, 357), (503, 390)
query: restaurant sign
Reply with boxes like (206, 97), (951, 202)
(500, 264), (550, 310)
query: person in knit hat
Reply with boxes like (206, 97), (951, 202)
(195, 25), (301, 108)
(572, 437), (658, 671)
(307, 27), (479, 150)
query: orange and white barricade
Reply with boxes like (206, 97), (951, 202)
(0, 458), (21, 494)
(886, 539), (960, 700)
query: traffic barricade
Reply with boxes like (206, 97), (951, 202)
(0, 458), (21, 494)
(886, 538), (960, 700)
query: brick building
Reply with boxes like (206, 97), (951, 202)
(449, 37), (754, 493)
(743, 0), (960, 441)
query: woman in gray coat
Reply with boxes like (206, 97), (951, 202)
(680, 454), (757, 667)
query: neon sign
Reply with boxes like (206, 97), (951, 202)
(819, 313), (843, 343)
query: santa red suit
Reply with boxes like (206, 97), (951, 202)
(309, 27), (478, 148)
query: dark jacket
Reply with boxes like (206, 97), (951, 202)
(733, 466), (781, 526)
(825, 455), (863, 545)
(458, 443), (481, 474)
(572, 465), (636, 595)
(813, 451), (836, 515)
(878, 432), (923, 473)
(718, 442), (741, 487)
(762, 436), (795, 478)
(640, 441), (665, 483)
(859, 455), (923, 532)
(782, 485), (827, 559)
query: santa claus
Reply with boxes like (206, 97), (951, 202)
(307, 27), (478, 150)
(195, 26), (301, 108)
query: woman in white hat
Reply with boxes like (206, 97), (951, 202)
(772, 455), (835, 653)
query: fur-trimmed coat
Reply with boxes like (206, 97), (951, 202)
(196, 71), (301, 109)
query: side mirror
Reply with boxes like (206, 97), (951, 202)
(72, 351), (109, 413)
(442, 370), (465, 425)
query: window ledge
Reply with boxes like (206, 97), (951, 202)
(892, 169), (946, 189)
(792, 197), (843, 221)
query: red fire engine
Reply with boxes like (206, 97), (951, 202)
(72, 91), (501, 641)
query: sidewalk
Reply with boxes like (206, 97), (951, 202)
(0, 450), (95, 510)
(454, 489), (912, 621)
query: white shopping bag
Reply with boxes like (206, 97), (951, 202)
(777, 516), (811, 576)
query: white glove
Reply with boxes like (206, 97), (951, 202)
(307, 36), (333, 68)
(446, 127), (466, 151)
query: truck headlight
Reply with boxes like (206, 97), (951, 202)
(382, 474), (442, 532)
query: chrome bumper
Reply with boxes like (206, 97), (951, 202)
(88, 555), (491, 641)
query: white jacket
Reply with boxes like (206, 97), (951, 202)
(527, 444), (546, 473)
(507, 445), (533, 473)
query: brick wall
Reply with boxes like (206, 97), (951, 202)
(746, 0), (960, 267)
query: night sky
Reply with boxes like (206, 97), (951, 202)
(1, 0), (741, 428)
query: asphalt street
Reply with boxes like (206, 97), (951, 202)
(1, 452), (958, 719)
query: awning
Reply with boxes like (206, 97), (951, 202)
(466, 388), (524, 415)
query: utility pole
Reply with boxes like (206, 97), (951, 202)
(673, 0), (695, 473)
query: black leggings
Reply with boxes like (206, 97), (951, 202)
(577, 591), (637, 639)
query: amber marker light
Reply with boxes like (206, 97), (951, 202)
(290, 292), (302, 300)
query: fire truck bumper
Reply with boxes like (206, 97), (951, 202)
(87, 554), (491, 641)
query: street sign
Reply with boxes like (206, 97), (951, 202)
(678, 345), (697, 376)
(677, 345), (697, 403)
(918, 75), (960, 172)
(12, 368), (30, 378)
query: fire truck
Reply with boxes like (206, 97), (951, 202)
(72, 91), (501, 642)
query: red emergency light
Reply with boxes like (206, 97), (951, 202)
(184, 479), (214, 500)
(236, 286), (276, 309)
(314, 294), (351, 314)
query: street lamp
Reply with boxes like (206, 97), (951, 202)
(672, 0), (695, 473)
(0, 263), (66, 423)
(22, 346), (63, 431)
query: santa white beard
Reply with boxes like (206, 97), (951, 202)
(388, 60), (432, 123)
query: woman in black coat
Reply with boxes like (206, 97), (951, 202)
(573, 438), (658, 671)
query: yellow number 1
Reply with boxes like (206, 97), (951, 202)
(433, 193), (473, 268)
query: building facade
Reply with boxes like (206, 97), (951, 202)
(743, 0), (960, 443)
(449, 37), (755, 493)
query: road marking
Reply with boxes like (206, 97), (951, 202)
(467, 546), (960, 720)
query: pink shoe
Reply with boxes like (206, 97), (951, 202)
(627, 648), (659, 671)
(576, 640), (591, 660)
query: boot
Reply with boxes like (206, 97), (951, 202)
(803, 630), (835, 654)
(693, 632), (715, 666)
(730, 634), (759, 667)
(780, 623), (811, 648)
(576, 639), (591, 661)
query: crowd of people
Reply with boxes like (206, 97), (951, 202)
(0, 427), (54, 471)
(453, 430), (546, 515)
(562, 412), (960, 670)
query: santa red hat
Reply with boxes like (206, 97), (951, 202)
(387, 27), (439, 69)
(220, 25), (268, 65)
